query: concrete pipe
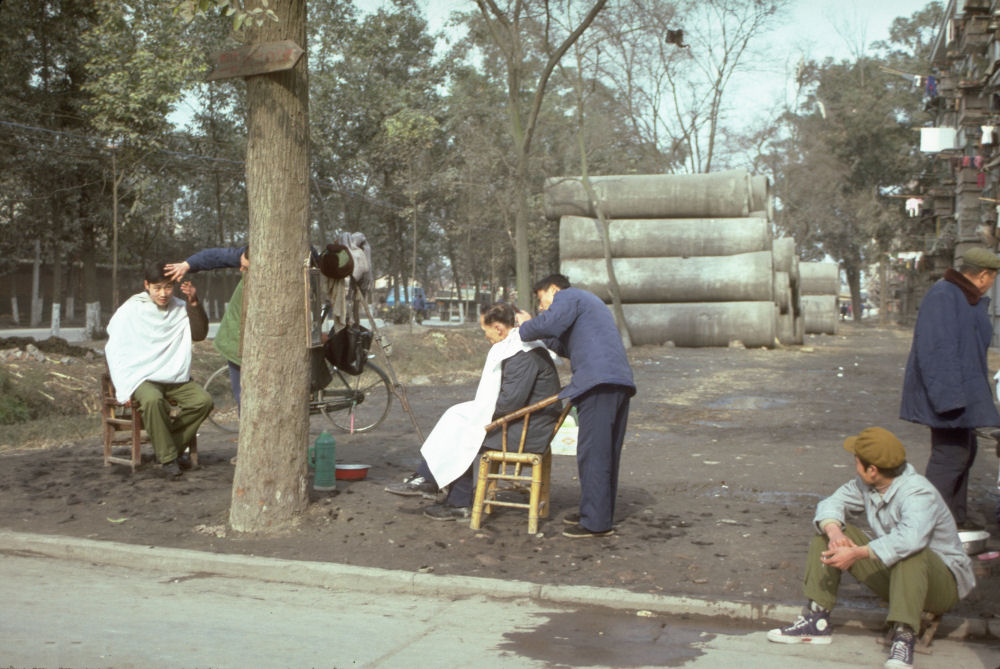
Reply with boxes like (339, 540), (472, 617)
(772, 237), (796, 274)
(776, 309), (793, 344)
(559, 216), (772, 259)
(799, 262), (839, 296)
(560, 251), (774, 303)
(774, 271), (791, 313)
(621, 302), (776, 348)
(776, 310), (803, 345)
(801, 294), (838, 335)
(543, 170), (752, 220)
(750, 175), (773, 221)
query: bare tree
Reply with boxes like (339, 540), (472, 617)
(474, 0), (608, 308)
(594, 0), (786, 173)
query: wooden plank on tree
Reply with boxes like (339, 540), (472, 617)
(206, 40), (304, 81)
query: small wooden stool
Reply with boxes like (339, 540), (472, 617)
(470, 394), (571, 534)
(100, 371), (198, 472)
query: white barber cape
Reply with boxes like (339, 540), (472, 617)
(420, 328), (545, 487)
(105, 293), (193, 403)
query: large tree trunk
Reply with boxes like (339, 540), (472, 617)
(229, 0), (311, 533)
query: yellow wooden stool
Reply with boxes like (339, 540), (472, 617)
(470, 394), (571, 534)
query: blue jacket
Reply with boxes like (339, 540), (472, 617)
(518, 287), (635, 400)
(899, 273), (1000, 428)
(186, 247), (245, 273)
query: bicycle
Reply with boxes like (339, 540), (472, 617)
(202, 357), (393, 434)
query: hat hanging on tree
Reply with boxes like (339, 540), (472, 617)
(318, 243), (355, 280)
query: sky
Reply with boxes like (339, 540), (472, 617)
(356, 0), (934, 123)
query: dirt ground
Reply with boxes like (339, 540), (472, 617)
(1, 321), (999, 627)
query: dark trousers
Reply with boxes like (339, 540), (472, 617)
(927, 427), (978, 524)
(575, 385), (631, 532)
(416, 456), (477, 507)
(228, 361), (242, 410)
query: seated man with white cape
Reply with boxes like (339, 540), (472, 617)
(105, 261), (213, 478)
(385, 302), (563, 520)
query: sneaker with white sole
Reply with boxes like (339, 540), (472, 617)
(384, 473), (438, 499)
(766, 608), (832, 645)
(884, 627), (914, 669)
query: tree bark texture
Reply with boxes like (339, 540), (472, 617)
(230, 0), (312, 533)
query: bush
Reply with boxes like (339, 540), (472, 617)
(385, 305), (411, 325)
(0, 371), (31, 424)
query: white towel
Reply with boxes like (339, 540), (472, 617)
(420, 328), (544, 487)
(105, 292), (193, 403)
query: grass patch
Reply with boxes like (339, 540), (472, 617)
(0, 414), (102, 451)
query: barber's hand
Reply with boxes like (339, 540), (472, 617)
(179, 280), (198, 304)
(164, 261), (190, 282)
(515, 309), (532, 325)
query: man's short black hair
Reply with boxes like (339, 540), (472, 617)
(481, 302), (517, 327)
(145, 262), (170, 284)
(532, 274), (571, 293)
(857, 455), (907, 479)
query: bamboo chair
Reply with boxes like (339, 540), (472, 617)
(469, 393), (573, 534)
(100, 367), (197, 472)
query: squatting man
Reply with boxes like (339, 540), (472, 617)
(767, 427), (974, 669)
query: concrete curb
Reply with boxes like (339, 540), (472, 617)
(0, 529), (992, 639)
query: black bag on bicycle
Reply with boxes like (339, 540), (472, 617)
(324, 323), (373, 375)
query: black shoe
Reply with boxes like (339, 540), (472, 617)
(385, 473), (438, 499)
(766, 607), (833, 645)
(177, 453), (194, 470)
(159, 459), (183, 478)
(423, 503), (471, 521)
(563, 512), (581, 526)
(884, 625), (915, 668)
(562, 523), (613, 538)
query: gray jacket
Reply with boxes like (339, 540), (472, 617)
(813, 464), (975, 598)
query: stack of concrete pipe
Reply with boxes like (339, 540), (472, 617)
(544, 171), (803, 347)
(797, 262), (839, 335)
(772, 237), (804, 345)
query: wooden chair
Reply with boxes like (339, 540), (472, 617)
(100, 370), (198, 472)
(469, 394), (573, 534)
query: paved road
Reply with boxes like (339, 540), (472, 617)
(3, 552), (998, 669)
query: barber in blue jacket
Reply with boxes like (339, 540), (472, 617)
(517, 274), (635, 538)
(900, 246), (1000, 529)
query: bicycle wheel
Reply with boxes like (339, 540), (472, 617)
(319, 361), (392, 433)
(204, 365), (239, 433)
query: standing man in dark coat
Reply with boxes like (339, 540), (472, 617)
(900, 246), (1000, 529)
(516, 274), (636, 538)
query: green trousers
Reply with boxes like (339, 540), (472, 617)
(133, 380), (213, 465)
(802, 524), (959, 632)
